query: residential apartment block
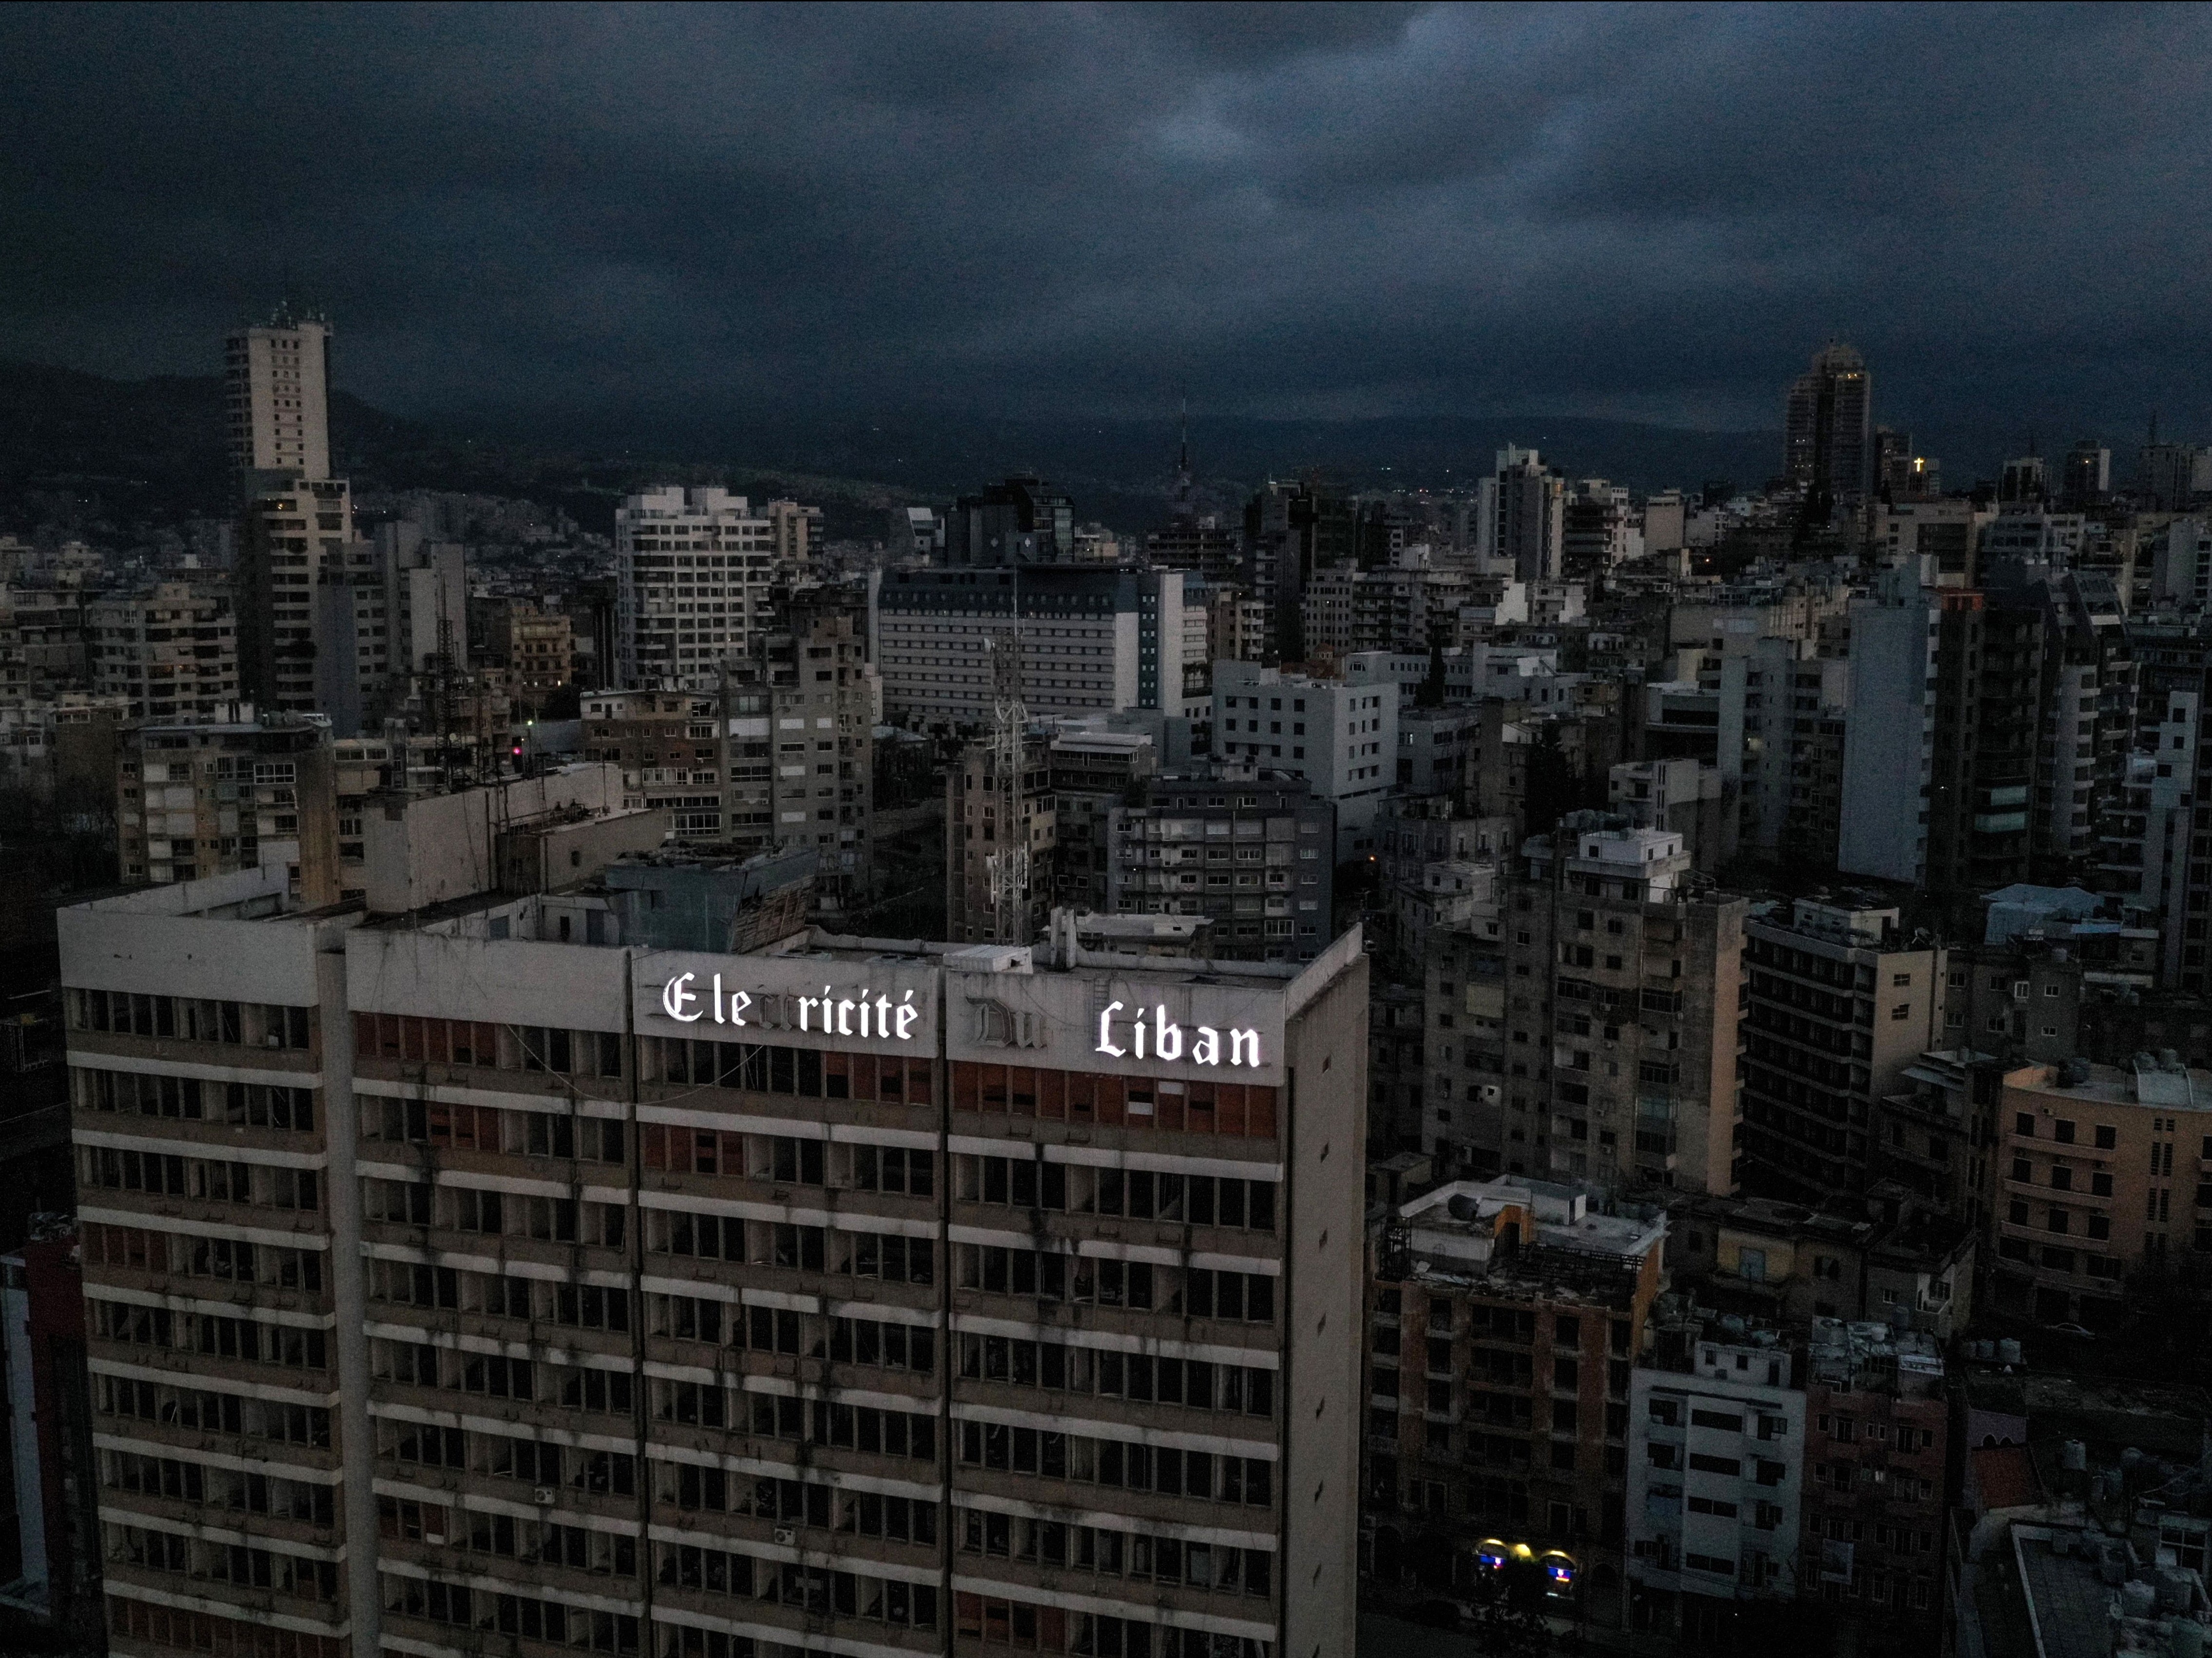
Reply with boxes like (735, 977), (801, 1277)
(1626, 1334), (1805, 1640)
(1106, 771), (1335, 964)
(615, 487), (780, 692)
(1505, 825), (1746, 1196)
(89, 583), (239, 722)
(1737, 901), (1945, 1206)
(1364, 1177), (1666, 1630)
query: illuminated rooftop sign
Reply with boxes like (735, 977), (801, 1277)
(659, 972), (922, 1041)
(1095, 1000), (1262, 1069)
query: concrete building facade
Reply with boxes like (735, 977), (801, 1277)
(1505, 826), (1747, 1196)
(89, 584), (239, 723)
(61, 862), (1369, 1658)
(1737, 901), (1946, 1207)
(615, 487), (779, 692)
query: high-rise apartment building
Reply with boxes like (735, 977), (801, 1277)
(1242, 480), (1356, 665)
(62, 858), (1368, 1658)
(89, 583), (238, 721)
(224, 309), (332, 486)
(721, 612), (879, 913)
(1106, 770), (1336, 964)
(615, 487), (780, 691)
(1783, 342), (1873, 509)
(1046, 725), (1157, 917)
(235, 474), (397, 734)
(2060, 441), (2111, 509)
(2136, 442), (2212, 510)
(1838, 573), (1940, 886)
(1365, 1177), (1667, 1631)
(1737, 901), (1945, 1206)
(1503, 825), (1746, 1195)
(1492, 449), (1566, 584)
(1212, 662), (1395, 860)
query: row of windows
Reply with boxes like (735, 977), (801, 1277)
(379, 1499), (635, 1577)
(367, 1097), (624, 1162)
(99, 1374), (329, 1448)
(81, 1148), (319, 1211)
(379, 1419), (637, 1497)
(74, 1068), (315, 1130)
(961, 1156), (1277, 1229)
(642, 1128), (931, 1193)
(106, 1597), (346, 1658)
(368, 1339), (633, 1414)
(362, 1181), (627, 1246)
(93, 1301), (328, 1371)
(106, 1523), (337, 1601)
(355, 1013), (621, 1077)
(369, 1261), (632, 1331)
(72, 990), (310, 1049)
(655, 1545), (938, 1630)
(958, 1334), (1275, 1416)
(957, 1420), (1273, 1507)
(649, 1221), (935, 1283)
(952, 1064), (1279, 1138)
(101, 1450), (334, 1524)
(85, 1222), (322, 1293)
(666, 1466), (938, 1545)
(960, 1246), (1277, 1322)
(959, 1508), (1273, 1600)
(953, 1593), (1270, 1657)
(648, 1038), (932, 1103)
(649, 1380), (935, 1463)
(642, 1305), (930, 1376)
(384, 1576), (639, 1655)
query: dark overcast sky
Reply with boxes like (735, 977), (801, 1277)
(4, 2), (2210, 445)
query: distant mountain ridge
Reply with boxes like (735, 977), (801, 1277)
(0, 356), (1796, 537)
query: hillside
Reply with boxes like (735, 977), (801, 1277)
(0, 357), (1791, 540)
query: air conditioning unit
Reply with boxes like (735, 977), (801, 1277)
(533, 1487), (556, 1505)
(773, 1528), (795, 1546)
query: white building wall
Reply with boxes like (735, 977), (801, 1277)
(1628, 1348), (1805, 1608)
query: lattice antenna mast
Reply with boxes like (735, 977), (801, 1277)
(983, 568), (1030, 944)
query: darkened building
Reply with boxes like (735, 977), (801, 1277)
(1366, 1177), (1665, 1630)
(942, 475), (1075, 566)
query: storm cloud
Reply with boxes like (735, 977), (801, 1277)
(3, 2), (2209, 447)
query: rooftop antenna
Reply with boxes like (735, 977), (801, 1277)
(983, 563), (1030, 945)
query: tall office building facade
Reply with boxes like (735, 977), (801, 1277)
(615, 488), (780, 692)
(225, 311), (333, 485)
(1783, 342), (1873, 508)
(874, 566), (1188, 730)
(63, 862), (1367, 1658)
